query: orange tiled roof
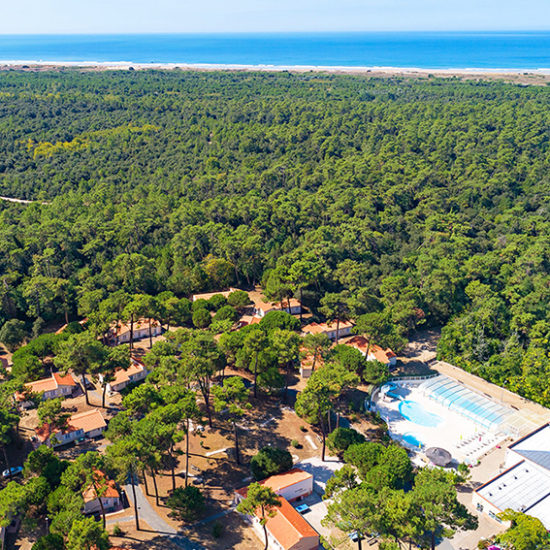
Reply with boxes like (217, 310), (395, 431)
(110, 359), (146, 387)
(300, 352), (324, 369)
(69, 409), (106, 434)
(35, 421), (75, 443)
(371, 345), (396, 363)
(18, 372), (76, 400)
(52, 372), (77, 387)
(346, 335), (369, 353)
(248, 287), (301, 314)
(83, 470), (120, 503)
(346, 336), (395, 363)
(236, 468), (313, 498)
(265, 496), (318, 550)
(302, 320), (354, 335)
(36, 409), (106, 443)
(24, 377), (58, 394)
(237, 314), (262, 327)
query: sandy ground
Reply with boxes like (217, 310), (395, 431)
(0, 62), (550, 85)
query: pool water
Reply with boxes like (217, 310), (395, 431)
(399, 400), (442, 427)
(401, 432), (424, 448)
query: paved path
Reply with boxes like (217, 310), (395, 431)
(124, 481), (204, 549)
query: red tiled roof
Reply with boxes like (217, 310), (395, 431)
(264, 496), (318, 550)
(52, 372), (77, 387)
(83, 470), (120, 503)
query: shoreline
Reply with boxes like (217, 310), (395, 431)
(1, 59), (550, 74)
(1, 60), (550, 84)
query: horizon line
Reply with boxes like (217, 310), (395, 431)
(1, 29), (550, 36)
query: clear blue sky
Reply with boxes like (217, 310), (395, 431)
(1, 0), (549, 34)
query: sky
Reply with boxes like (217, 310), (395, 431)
(1, 0), (549, 34)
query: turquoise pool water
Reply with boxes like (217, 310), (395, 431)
(399, 400), (442, 427)
(401, 433), (423, 448)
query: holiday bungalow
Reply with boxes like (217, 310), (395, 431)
(100, 357), (149, 393)
(302, 320), (354, 341)
(16, 372), (77, 408)
(235, 469), (319, 550)
(105, 318), (162, 346)
(345, 335), (397, 367)
(250, 294), (302, 318)
(35, 409), (107, 448)
(83, 471), (122, 515)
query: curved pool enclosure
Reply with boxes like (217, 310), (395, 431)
(418, 375), (513, 433)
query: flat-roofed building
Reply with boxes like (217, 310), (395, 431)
(473, 423), (550, 529)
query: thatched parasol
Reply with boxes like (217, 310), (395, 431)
(425, 447), (452, 467)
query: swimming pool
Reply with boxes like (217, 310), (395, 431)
(401, 432), (424, 448)
(399, 400), (442, 427)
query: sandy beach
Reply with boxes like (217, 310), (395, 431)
(1, 60), (550, 85)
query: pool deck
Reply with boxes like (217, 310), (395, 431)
(374, 382), (507, 465)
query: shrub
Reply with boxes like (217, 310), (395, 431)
(64, 321), (84, 335)
(191, 298), (209, 312)
(330, 344), (365, 375)
(213, 305), (238, 323)
(259, 311), (300, 332)
(31, 534), (65, 550)
(192, 308), (212, 329)
(208, 294), (228, 311)
(111, 524), (124, 536)
(327, 427), (366, 455)
(291, 439), (301, 449)
(166, 486), (206, 522)
(227, 290), (251, 309)
(11, 350), (45, 382)
(250, 446), (293, 480)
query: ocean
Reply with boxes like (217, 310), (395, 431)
(0, 32), (549, 69)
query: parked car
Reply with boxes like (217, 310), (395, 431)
(348, 531), (364, 543)
(2, 466), (23, 478)
(295, 504), (310, 514)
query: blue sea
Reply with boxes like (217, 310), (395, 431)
(0, 32), (549, 69)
